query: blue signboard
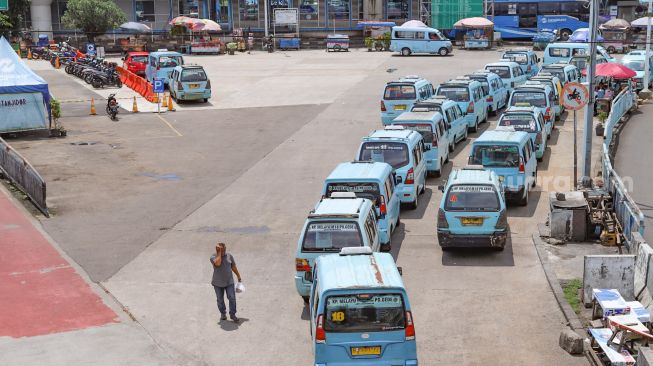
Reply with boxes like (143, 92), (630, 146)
(86, 43), (96, 56)
(153, 79), (164, 93)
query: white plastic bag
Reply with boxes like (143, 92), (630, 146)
(236, 282), (245, 293)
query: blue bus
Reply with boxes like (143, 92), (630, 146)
(490, 0), (589, 40)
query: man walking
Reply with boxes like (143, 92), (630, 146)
(210, 243), (242, 322)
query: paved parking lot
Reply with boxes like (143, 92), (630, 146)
(4, 49), (589, 365)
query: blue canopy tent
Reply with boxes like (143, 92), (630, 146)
(0, 36), (52, 133)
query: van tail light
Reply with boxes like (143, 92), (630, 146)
(315, 314), (326, 343)
(437, 208), (449, 228)
(156, 65), (160, 71)
(206, 79), (211, 89)
(405, 168), (415, 185)
(495, 210), (508, 230)
(432, 134), (438, 147)
(381, 101), (387, 112)
(405, 311), (416, 340)
(487, 96), (494, 102)
(527, 65), (532, 73)
(467, 102), (474, 114)
(535, 132), (542, 145)
(544, 107), (551, 121)
(379, 195), (387, 216)
(295, 258), (311, 272)
(519, 157), (525, 173)
(177, 81), (183, 90)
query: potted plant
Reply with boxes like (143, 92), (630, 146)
(226, 42), (237, 55)
(364, 37), (373, 51)
(49, 99), (67, 137)
(596, 111), (607, 137)
(382, 32), (391, 51)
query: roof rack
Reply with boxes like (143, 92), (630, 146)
(330, 192), (358, 199)
(384, 125), (406, 130)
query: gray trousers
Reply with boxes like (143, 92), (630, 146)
(213, 284), (236, 317)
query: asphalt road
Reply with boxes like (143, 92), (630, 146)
(4, 50), (588, 365)
(614, 103), (653, 245)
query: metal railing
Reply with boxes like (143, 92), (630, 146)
(0, 137), (49, 217)
(601, 88), (645, 251)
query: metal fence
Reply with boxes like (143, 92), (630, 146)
(601, 88), (644, 251)
(0, 137), (49, 217)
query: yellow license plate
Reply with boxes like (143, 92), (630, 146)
(189, 83), (199, 89)
(351, 346), (381, 356)
(461, 217), (484, 226)
(394, 104), (406, 111)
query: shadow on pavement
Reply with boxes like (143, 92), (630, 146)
(547, 127), (561, 146)
(537, 147), (552, 171)
(400, 188), (432, 220)
(441, 232), (514, 267)
(301, 304), (310, 321)
(219, 317), (249, 331)
(389, 221), (406, 262)
(507, 190), (542, 218)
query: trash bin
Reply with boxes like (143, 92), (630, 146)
(549, 192), (589, 242)
(279, 38), (300, 50)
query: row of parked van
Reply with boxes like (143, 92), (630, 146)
(297, 48), (586, 366)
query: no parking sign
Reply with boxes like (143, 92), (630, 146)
(562, 82), (589, 111)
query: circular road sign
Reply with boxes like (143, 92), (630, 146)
(562, 82), (589, 111)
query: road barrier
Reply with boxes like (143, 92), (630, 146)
(601, 88), (645, 251)
(116, 66), (158, 103)
(0, 137), (49, 217)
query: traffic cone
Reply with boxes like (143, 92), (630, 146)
(90, 98), (96, 115)
(27, 48), (32, 59)
(55, 57), (60, 69)
(161, 93), (168, 108)
(132, 96), (139, 113)
(167, 94), (175, 112)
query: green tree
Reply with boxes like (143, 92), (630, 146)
(0, 0), (31, 31)
(61, 0), (126, 42)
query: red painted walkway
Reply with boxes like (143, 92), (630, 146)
(0, 189), (117, 338)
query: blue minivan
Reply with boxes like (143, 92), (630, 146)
(484, 61), (527, 93)
(310, 248), (418, 366)
(466, 71), (509, 116)
(390, 25), (453, 56)
(497, 107), (548, 162)
(295, 194), (380, 300)
(392, 111), (451, 177)
(411, 96), (469, 147)
(381, 76), (435, 125)
(357, 126), (428, 209)
(322, 161), (400, 251)
(145, 50), (184, 84)
(436, 78), (488, 132)
(437, 166), (508, 251)
(508, 82), (556, 134)
(469, 130), (537, 206)
(501, 48), (540, 78)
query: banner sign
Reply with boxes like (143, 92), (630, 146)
(0, 93), (48, 132)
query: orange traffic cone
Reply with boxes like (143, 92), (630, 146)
(161, 93), (168, 108)
(132, 97), (139, 113)
(55, 57), (61, 69)
(167, 94), (175, 112)
(90, 98), (97, 115)
(27, 48), (32, 59)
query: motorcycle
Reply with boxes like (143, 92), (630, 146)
(106, 94), (119, 121)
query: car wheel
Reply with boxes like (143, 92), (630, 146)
(381, 242), (392, 252)
(533, 170), (538, 188)
(462, 128), (468, 141)
(438, 47), (449, 56)
(407, 198), (418, 210)
(434, 160), (443, 178)
(471, 118), (479, 132)
(396, 217), (401, 226)
(607, 46), (616, 54)
(449, 143), (454, 153)
(203, 98), (208, 103)
(518, 187), (529, 206)
(401, 47), (411, 56)
(302, 296), (309, 304)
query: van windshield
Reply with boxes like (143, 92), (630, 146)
(181, 68), (208, 82)
(485, 66), (510, 79)
(503, 53), (528, 64)
(510, 91), (547, 108)
(157, 55), (183, 68)
(622, 60), (645, 71)
(437, 87), (469, 102)
(393, 123), (433, 142)
(499, 114), (538, 133)
(131, 55), (148, 63)
(470, 145), (520, 168)
(384, 85), (416, 100)
(325, 182), (381, 205)
(359, 142), (409, 169)
(445, 185), (500, 211)
(302, 221), (362, 252)
(324, 293), (406, 332)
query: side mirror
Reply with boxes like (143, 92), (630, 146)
(438, 185), (445, 192)
(537, 57), (541, 63)
(397, 267), (403, 276)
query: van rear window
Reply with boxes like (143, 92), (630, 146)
(445, 185), (500, 211)
(411, 104), (441, 113)
(541, 68), (565, 81)
(131, 56), (148, 63)
(359, 142), (409, 169)
(324, 293), (406, 332)
(181, 69), (208, 82)
(499, 114), (538, 132)
(158, 55), (183, 68)
(302, 222), (362, 252)
(468, 77), (489, 94)
(326, 183), (381, 204)
(548, 47), (570, 57)
(437, 87), (469, 102)
(394, 123), (433, 142)
(510, 91), (546, 108)
(503, 53), (528, 64)
(384, 85), (416, 100)
(485, 66), (510, 79)
(470, 145), (520, 168)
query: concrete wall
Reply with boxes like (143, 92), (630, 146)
(583, 254), (635, 306)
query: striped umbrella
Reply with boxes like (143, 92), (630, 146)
(191, 19), (222, 32)
(169, 16), (199, 28)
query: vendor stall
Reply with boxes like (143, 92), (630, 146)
(170, 17), (223, 55)
(0, 37), (51, 133)
(454, 17), (494, 50)
(357, 21), (396, 51)
(600, 19), (632, 54)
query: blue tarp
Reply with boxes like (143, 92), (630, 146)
(0, 36), (51, 131)
(356, 21), (397, 29)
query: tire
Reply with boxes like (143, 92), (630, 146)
(92, 78), (103, 89)
(434, 160), (443, 178)
(607, 46), (616, 54)
(462, 128), (468, 141)
(401, 47), (411, 56)
(560, 29), (572, 41)
(471, 118), (479, 132)
(438, 47), (449, 56)
(533, 170), (538, 188)
(302, 296), (309, 304)
(84, 74), (94, 84)
(203, 98), (208, 103)
(407, 198), (418, 210)
(116, 79), (122, 88)
(449, 143), (454, 153)
(537, 156), (543, 163)
(381, 242), (392, 252)
(518, 187), (529, 206)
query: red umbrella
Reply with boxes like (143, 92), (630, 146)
(581, 62), (637, 79)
